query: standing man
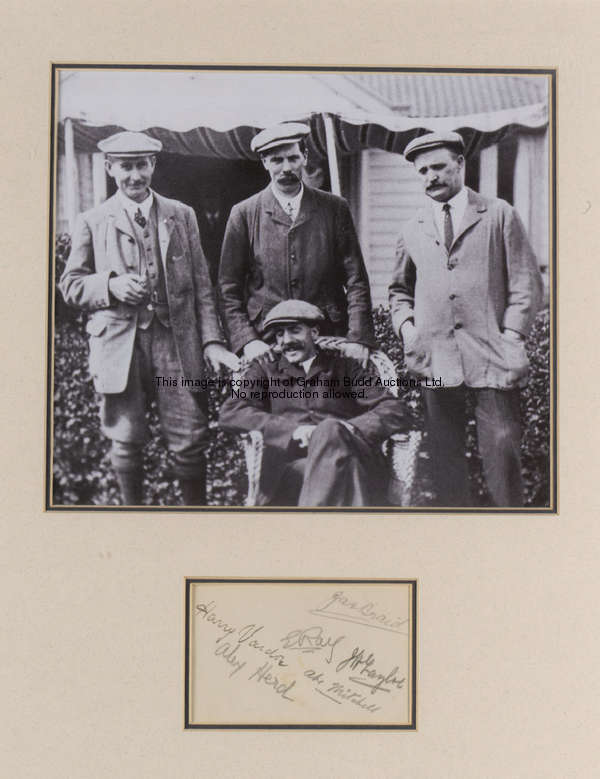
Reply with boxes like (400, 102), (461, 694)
(389, 131), (543, 507)
(219, 300), (407, 506)
(219, 122), (375, 364)
(59, 131), (239, 506)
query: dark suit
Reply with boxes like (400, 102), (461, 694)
(219, 350), (407, 506)
(219, 185), (375, 354)
(389, 187), (543, 506)
(59, 191), (224, 497)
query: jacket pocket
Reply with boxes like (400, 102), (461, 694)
(403, 328), (432, 378)
(500, 334), (529, 385)
(85, 318), (108, 337)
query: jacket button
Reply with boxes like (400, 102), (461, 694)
(291, 279), (298, 286)
(128, 237), (134, 244)
(449, 294), (456, 300)
(454, 322), (462, 330)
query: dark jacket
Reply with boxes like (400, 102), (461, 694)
(219, 349), (407, 504)
(59, 192), (224, 394)
(219, 185), (376, 353)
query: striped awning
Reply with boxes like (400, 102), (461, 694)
(57, 69), (549, 160)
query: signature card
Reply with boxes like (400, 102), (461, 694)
(185, 579), (416, 728)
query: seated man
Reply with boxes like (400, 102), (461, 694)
(219, 300), (408, 506)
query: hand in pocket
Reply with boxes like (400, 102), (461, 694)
(402, 323), (431, 377)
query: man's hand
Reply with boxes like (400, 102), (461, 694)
(291, 424), (317, 449)
(338, 341), (370, 367)
(400, 320), (431, 376)
(243, 339), (271, 361)
(108, 273), (148, 305)
(400, 320), (417, 346)
(203, 343), (240, 373)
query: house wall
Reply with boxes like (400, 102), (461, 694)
(358, 149), (427, 307)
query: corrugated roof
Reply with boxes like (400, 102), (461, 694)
(345, 73), (548, 117)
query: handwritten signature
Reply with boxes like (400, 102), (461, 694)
(336, 646), (405, 694)
(248, 662), (296, 702)
(280, 626), (345, 664)
(304, 670), (382, 713)
(310, 590), (409, 634)
(196, 602), (288, 666)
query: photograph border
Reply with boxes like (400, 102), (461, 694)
(45, 64), (557, 514)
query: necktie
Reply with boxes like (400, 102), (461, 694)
(285, 201), (294, 221)
(442, 203), (453, 252)
(134, 207), (147, 228)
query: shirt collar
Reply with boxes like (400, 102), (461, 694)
(271, 183), (304, 213)
(432, 186), (468, 215)
(300, 354), (316, 374)
(117, 188), (154, 221)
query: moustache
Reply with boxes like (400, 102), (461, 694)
(282, 342), (304, 352)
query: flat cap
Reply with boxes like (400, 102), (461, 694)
(263, 300), (325, 331)
(403, 131), (464, 162)
(250, 122), (311, 155)
(97, 131), (162, 157)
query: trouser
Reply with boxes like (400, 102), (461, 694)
(268, 418), (388, 507)
(423, 385), (524, 508)
(99, 319), (209, 504)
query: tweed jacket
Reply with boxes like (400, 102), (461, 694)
(219, 349), (407, 504)
(389, 187), (543, 389)
(218, 185), (376, 353)
(59, 192), (223, 394)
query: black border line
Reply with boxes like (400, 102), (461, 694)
(52, 64), (554, 74)
(46, 65), (557, 514)
(550, 69), (558, 513)
(46, 67), (57, 511)
(184, 578), (417, 730)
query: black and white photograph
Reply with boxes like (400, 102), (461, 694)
(47, 66), (555, 510)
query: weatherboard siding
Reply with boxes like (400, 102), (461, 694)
(360, 149), (427, 307)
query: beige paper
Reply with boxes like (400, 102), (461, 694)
(2, 1), (599, 777)
(186, 580), (415, 727)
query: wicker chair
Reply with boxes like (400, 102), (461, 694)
(233, 336), (422, 507)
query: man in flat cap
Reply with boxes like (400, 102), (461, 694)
(219, 300), (407, 506)
(388, 131), (543, 507)
(218, 122), (375, 365)
(60, 131), (239, 506)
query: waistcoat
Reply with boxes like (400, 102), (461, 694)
(132, 204), (170, 329)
